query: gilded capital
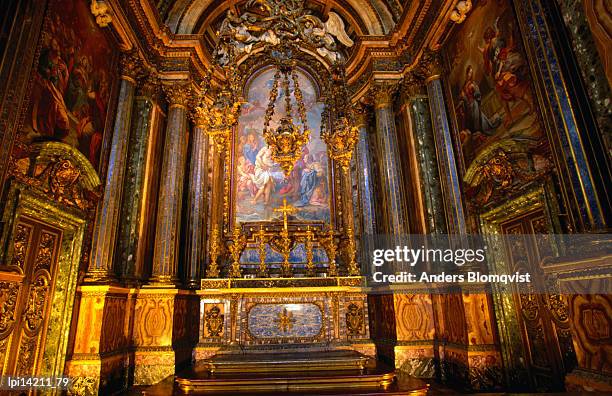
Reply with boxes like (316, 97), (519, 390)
(119, 51), (143, 82)
(402, 72), (427, 98)
(417, 50), (444, 82)
(136, 72), (161, 100)
(353, 105), (368, 128)
(371, 83), (396, 109)
(163, 82), (193, 108)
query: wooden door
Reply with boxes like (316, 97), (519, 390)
(0, 215), (62, 376)
(500, 209), (574, 391)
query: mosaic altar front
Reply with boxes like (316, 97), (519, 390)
(196, 278), (373, 357)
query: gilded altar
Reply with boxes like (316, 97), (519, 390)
(195, 277), (374, 359)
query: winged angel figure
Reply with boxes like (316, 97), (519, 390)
(215, 0), (354, 64)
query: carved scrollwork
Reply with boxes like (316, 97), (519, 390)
(34, 232), (57, 272)
(345, 302), (364, 336)
(22, 274), (50, 334)
(0, 282), (20, 338)
(119, 50), (144, 81)
(215, 0), (354, 65)
(35, 157), (92, 211)
(90, 0), (112, 28)
(10, 223), (32, 270)
(204, 306), (224, 338)
(163, 82), (193, 108)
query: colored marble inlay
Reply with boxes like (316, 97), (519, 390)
(247, 303), (322, 339)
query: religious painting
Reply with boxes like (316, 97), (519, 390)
(234, 67), (330, 222)
(21, 0), (115, 171)
(446, 0), (552, 205)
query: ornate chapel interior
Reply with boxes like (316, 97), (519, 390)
(0, 0), (610, 394)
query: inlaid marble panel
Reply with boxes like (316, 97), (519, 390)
(247, 303), (323, 339)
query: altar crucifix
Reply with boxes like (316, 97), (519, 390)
(274, 198), (297, 232)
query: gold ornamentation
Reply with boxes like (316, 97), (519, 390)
(273, 199), (297, 276)
(262, 63), (310, 176)
(273, 198), (297, 232)
(256, 226), (269, 277)
(34, 232), (56, 271)
(90, 0), (112, 28)
(119, 50), (143, 81)
(35, 157), (90, 210)
(416, 51), (444, 81)
(0, 282), (19, 337)
(163, 82), (192, 108)
(320, 227), (338, 276)
(23, 275), (50, 332)
(204, 305), (224, 338)
(450, 1), (473, 24)
(346, 303), (364, 336)
(321, 117), (359, 172)
(193, 82), (242, 150)
(10, 223), (32, 270)
(68, 376), (97, 395)
(228, 226), (246, 278)
(276, 308), (295, 333)
(345, 226), (359, 276)
(305, 226), (315, 276)
(321, 67), (359, 171)
(207, 226), (221, 278)
(215, 0), (353, 65)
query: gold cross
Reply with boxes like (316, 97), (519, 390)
(277, 308), (294, 332)
(274, 198), (297, 232)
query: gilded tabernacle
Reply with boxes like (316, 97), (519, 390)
(0, 0), (610, 394)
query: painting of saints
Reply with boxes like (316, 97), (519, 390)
(447, 0), (551, 203)
(251, 145), (285, 205)
(235, 67), (330, 222)
(23, 0), (114, 170)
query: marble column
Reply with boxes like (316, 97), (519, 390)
(353, 108), (377, 237)
(116, 75), (163, 282)
(185, 119), (210, 288)
(372, 84), (408, 236)
(515, 0), (610, 231)
(86, 52), (140, 282)
(400, 81), (446, 234)
(150, 82), (192, 285)
(425, 73), (467, 235)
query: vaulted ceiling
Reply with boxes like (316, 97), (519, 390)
(156, 0), (403, 36)
(103, 0), (467, 100)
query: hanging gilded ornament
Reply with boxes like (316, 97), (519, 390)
(320, 67), (359, 172)
(262, 57), (310, 176)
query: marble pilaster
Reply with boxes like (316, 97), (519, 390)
(150, 82), (192, 285)
(86, 52), (140, 282)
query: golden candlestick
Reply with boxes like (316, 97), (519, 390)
(206, 226), (221, 277)
(279, 225), (292, 277)
(346, 226), (359, 276)
(228, 225), (246, 278)
(305, 226), (315, 276)
(320, 227), (338, 276)
(257, 226), (269, 277)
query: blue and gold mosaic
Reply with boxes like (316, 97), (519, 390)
(247, 303), (323, 339)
